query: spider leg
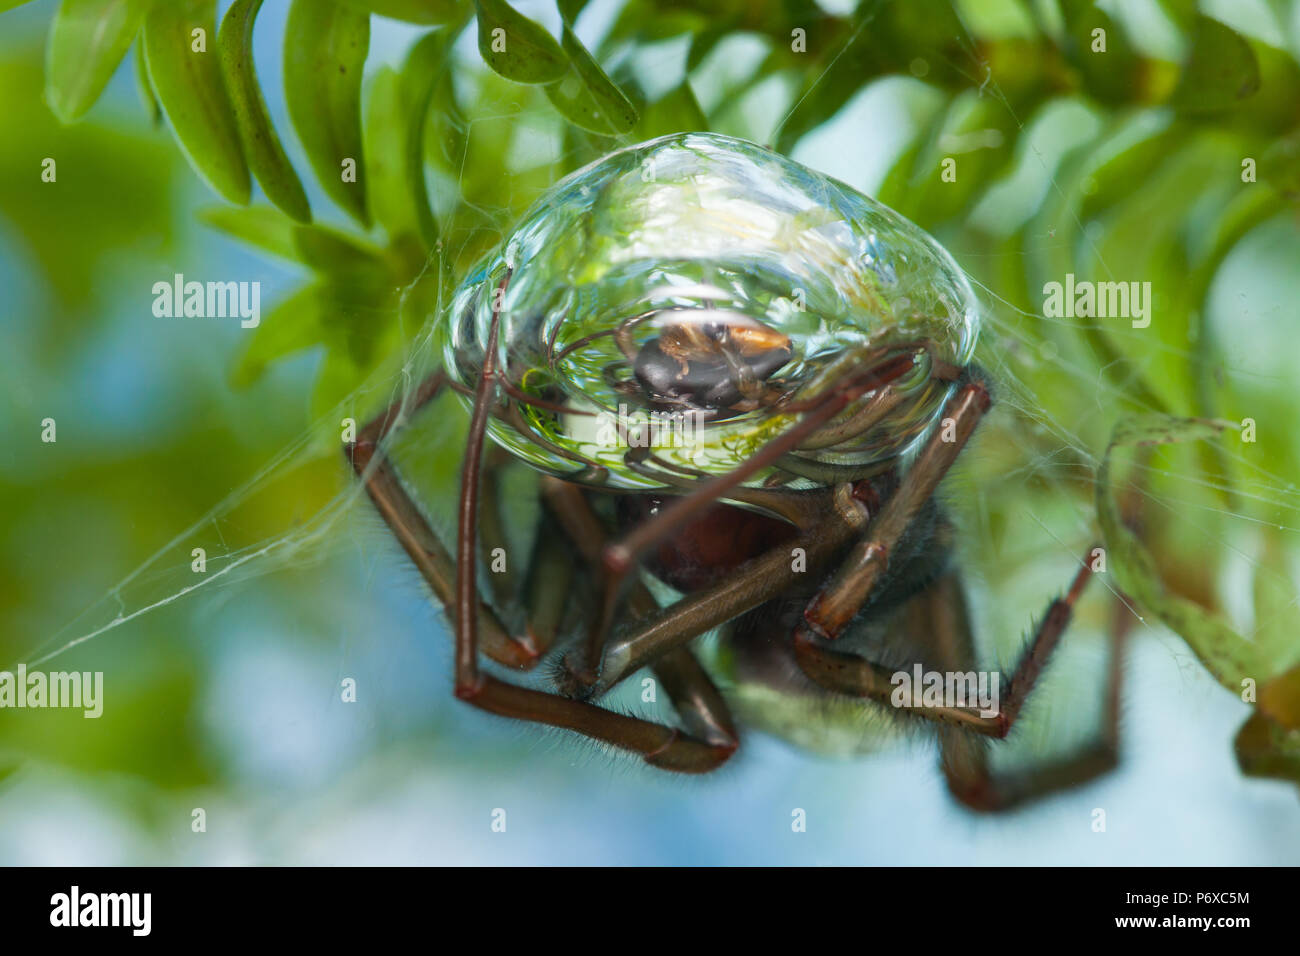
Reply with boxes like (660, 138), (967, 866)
(803, 372), (991, 639)
(793, 557), (1097, 740)
(476, 446), (518, 607)
(574, 343), (943, 681)
(539, 477), (739, 749)
(934, 444), (1148, 810)
(927, 570), (1130, 812)
(602, 343), (926, 578)
(345, 371), (542, 669)
(517, 505), (574, 660)
(451, 287), (738, 772)
(583, 484), (873, 696)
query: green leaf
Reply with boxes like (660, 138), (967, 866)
(0, 46), (182, 318)
(555, 0), (586, 23)
(1261, 129), (1300, 200)
(544, 25), (636, 135)
(634, 81), (706, 140)
(46, 0), (154, 123)
(338, 0), (465, 24)
(685, 21), (730, 73)
(1259, 666), (1300, 731)
(231, 283), (327, 386)
(198, 203), (300, 262)
(1235, 710), (1300, 784)
(1253, 535), (1300, 724)
(1097, 414), (1275, 692)
(363, 67), (415, 240)
(399, 30), (450, 249)
(133, 37), (161, 126)
(1057, 0), (1141, 106)
(144, 0), (251, 204)
(284, 0), (370, 226)
(474, 0), (566, 84)
(1169, 14), (1260, 115)
(291, 223), (388, 281)
(218, 0), (312, 223)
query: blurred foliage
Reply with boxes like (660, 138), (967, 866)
(4, 0), (1300, 792)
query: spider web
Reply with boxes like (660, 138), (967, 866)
(15, 0), (1300, 768)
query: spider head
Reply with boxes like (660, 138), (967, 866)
(631, 311), (793, 417)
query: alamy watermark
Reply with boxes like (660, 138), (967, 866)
(1042, 273), (1152, 328)
(152, 273), (261, 328)
(50, 886), (150, 936)
(890, 664), (999, 718)
(0, 665), (103, 718)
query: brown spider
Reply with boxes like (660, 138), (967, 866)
(344, 295), (1127, 812)
(343, 134), (1128, 812)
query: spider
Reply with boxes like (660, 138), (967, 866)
(345, 133), (1127, 812)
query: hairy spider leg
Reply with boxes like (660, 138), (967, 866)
(540, 478), (739, 751)
(934, 444), (1149, 809)
(795, 549), (1097, 736)
(922, 568), (1128, 811)
(930, 442), (1154, 806)
(803, 372), (990, 639)
(344, 371), (543, 669)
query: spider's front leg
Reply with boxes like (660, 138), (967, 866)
(925, 570), (1129, 812)
(786, 363), (1094, 737)
(802, 370), (992, 640)
(448, 306), (741, 772)
(794, 559), (1097, 739)
(345, 371), (543, 669)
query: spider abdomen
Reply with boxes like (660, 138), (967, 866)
(617, 494), (799, 593)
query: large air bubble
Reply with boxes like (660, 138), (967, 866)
(440, 132), (979, 490)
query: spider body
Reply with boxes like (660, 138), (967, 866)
(349, 133), (1125, 811)
(631, 314), (793, 413)
(616, 493), (800, 593)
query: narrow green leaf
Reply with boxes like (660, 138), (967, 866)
(338, 0), (464, 24)
(284, 0), (370, 226)
(1107, 415), (1227, 449)
(1097, 414), (1274, 693)
(199, 204), (300, 262)
(1253, 535), (1300, 728)
(46, 0), (154, 122)
(218, 0), (312, 222)
(292, 223), (386, 278)
(474, 0), (565, 84)
(364, 67), (414, 240)
(400, 30), (451, 249)
(555, 0), (586, 23)
(1261, 128), (1300, 199)
(133, 38), (161, 126)
(635, 82), (706, 140)
(231, 283), (327, 387)
(1057, 0), (1141, 106)
(544, 25), (636, 135)
(686, 22), (729, 72)
(1170, 15), (1261, 115)
(144, 0), (251, 203)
